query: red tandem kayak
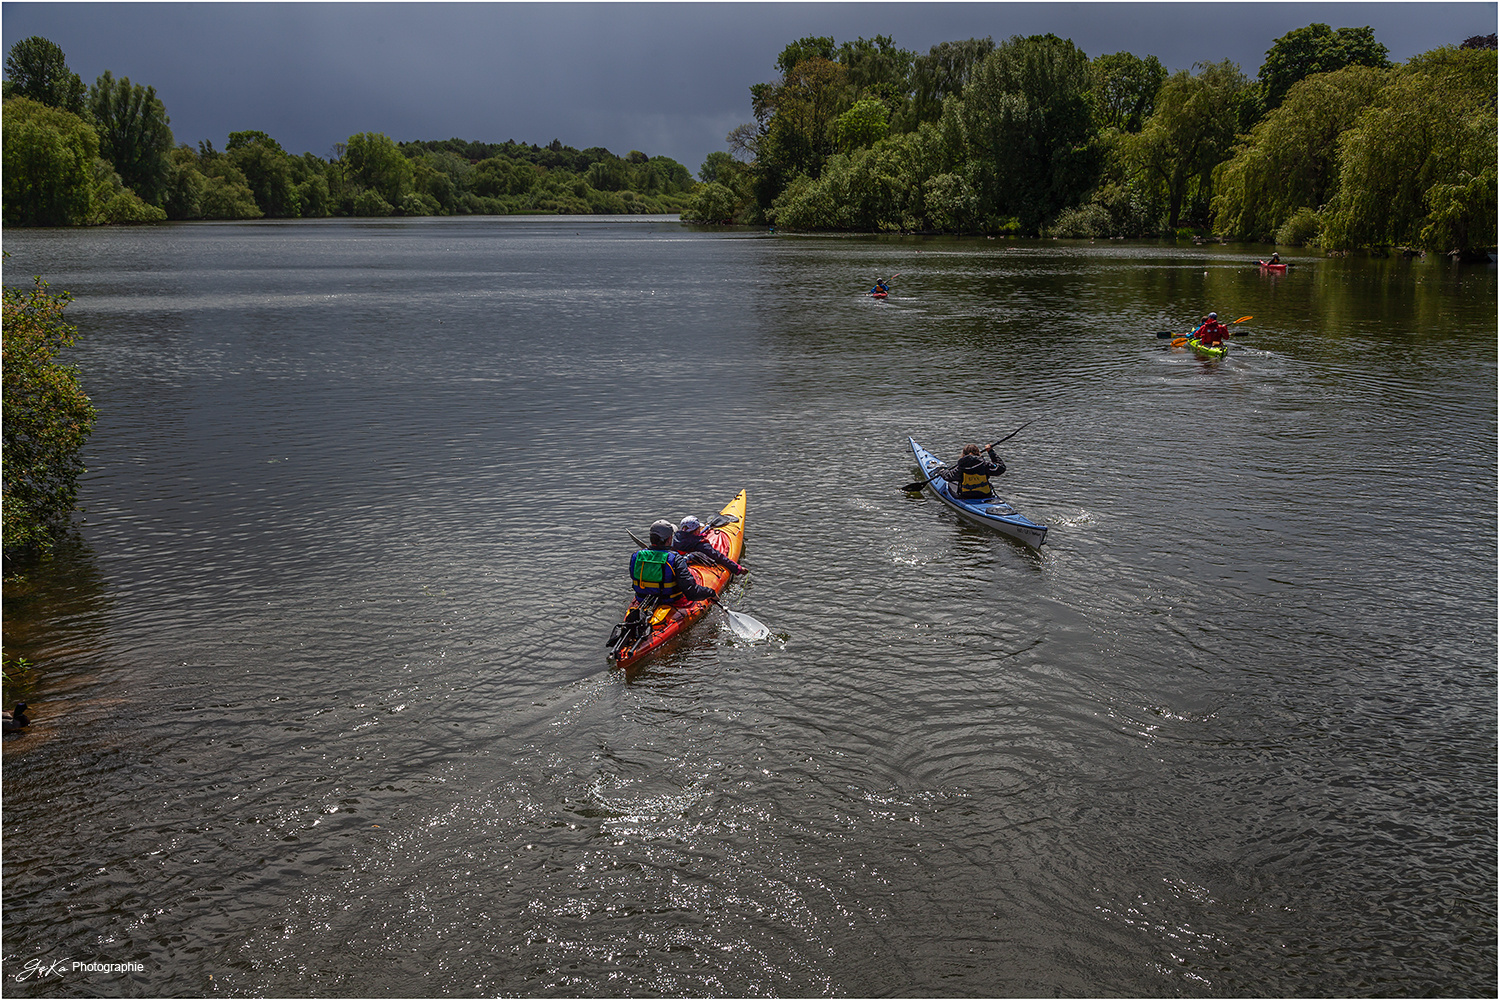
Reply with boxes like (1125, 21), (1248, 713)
(607, 490), (747, 668)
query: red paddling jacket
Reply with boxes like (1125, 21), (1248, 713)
(1194, 319), (1228, 345)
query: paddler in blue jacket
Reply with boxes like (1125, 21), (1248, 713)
(631, 520), (718, 604)
(942, 443), (1006, 499)
(673, 516), (746, 575)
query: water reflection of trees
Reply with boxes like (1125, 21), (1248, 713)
(2, 529), (114, 705)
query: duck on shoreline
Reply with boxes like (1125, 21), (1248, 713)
(3, 702), (31, 733)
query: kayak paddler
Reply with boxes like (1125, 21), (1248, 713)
(941, 443), (1006, 499)
(870, 279), (889, 295)
(673, 516), (746, 575)
(1193, 311), (1228, 346)
(630, 520), (718, 605)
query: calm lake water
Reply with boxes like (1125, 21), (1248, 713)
(2, 217), (1495, 998)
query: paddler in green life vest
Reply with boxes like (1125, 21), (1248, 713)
(941, 443), (1006, 499)
(630, 520), (718, 605)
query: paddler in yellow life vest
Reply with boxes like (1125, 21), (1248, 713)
(630, 520), (718, 605)
(941, 443), (1006, 499)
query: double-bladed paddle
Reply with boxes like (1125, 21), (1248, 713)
(867, 272), (900, 294)
(624, 529), (768, 641)
(900, 419), (1035, 493)
(1164, 315), (1253, 346)
(1157, 314), (1253, 339)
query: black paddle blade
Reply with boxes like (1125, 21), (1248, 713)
(1156, 331), (1176, 338)
(900, 480), (930, 492)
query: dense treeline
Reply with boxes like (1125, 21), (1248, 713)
(1, 36), (696, 227)
(684, 26), (1497, 256)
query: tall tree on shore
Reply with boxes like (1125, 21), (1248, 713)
(1212, 64), (1387, 242)
(954, 34), (1097, 233)
(88, 70), (174, 206)
(909, 37), (995, 126)
(1090, 51), (1167, 133)
(1258, 23), (1390, 112)
(1125, 59), (1250, 230)
(226, 129), (297, 217)
(750, 55), (849, 208)
(837, 34), (915, 114)
(343, 131), (414, 213)
(3, 36), (85, 115)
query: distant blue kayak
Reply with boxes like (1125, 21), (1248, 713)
(908, 437), (1048, 548)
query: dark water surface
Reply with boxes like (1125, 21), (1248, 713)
(2, 217), (1495, 997)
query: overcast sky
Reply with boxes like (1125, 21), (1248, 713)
(3, 2), (1494, 172)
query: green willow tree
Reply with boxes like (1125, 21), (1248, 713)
(2, 273), (97, 559)
(1, 97), (98, 226)
(1212, 65), (1387, 243)
(226, 130), (297, 217)
(909, 37), (995, 126)
(1322, 46), (1497, 254)
(1124, 60), (1250, 230)
(343, 131), (414, 213)
(162, 143), (262, 220)
(837, 34), (916, 122)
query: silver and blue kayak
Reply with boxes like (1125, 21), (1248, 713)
(907, 437), (1048, 548)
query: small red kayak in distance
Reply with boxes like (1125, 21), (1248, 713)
(1257, 260), (1287, 272)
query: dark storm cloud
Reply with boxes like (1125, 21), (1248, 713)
(2, 2), (1493, 172)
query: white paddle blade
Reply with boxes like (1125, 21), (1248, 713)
(725, 608), (770, 642)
